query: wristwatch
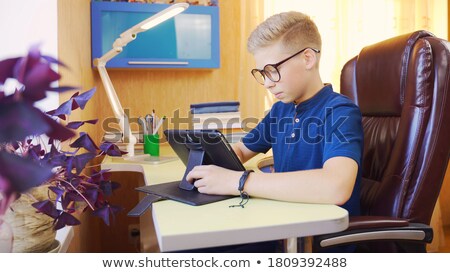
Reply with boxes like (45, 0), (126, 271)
(238, 170), (254, 193)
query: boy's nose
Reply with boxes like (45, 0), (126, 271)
(263, 77), (275, 88)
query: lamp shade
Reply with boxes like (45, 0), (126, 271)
(119, 3), (189, 39)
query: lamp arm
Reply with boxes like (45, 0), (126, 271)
(95, 48), (136, 157)
(92, 2), (189, 158)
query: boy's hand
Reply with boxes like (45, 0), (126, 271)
(186, 165), (242, 196)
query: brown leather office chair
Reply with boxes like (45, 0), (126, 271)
(313, 30), (450, 252)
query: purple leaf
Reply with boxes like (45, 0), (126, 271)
(83, 188), (99, 206)
(70, 177), (83, 188)
(100, 181), (113, 196)
(22, 62), (61, 102)
(0, 101), (51, 143)
(99, 142), (127, 157)
(90, 169), (112, 183)
(41, 55), (67, 67)
(92, 204), (123, 226)
(11, 142), (20, 150)
(66, 121), (84, 130)
(32, 200), (60, 218)
(64, 156), (74, 179)
(100, 180), (121, 196)
(70, 91), (80, 99)
(72, 88), (96, 110)
(45, 112), (67, 121)
(66, 119), (98, 130)
(85, 119), (98, 125)
(13, 45), (44, 84)
(27, 144), (44, 161)
(41, 113), (75, 142)
(54, 212), (81, 230)
(49, 186), (64, 201)
(43, 146), (67, 167)
(65, 191), (86, 202)
(0, 151), (53, 193)
(0, 57), (20, 83)
(92, 206), (110, 225)
(73, 153), (96, 175)
(61, 191), (85, 211)
(70, 133), (98, 153)
(60, 194), (71, 211)
(47, 98), (73, 117)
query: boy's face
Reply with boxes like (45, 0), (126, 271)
(253, 41), (316, 104)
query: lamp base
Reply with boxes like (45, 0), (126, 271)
(124, 135), (137, 157)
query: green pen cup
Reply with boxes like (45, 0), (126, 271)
(144, 134), (159, 156)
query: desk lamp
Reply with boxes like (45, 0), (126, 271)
(93, 3), (189, 156)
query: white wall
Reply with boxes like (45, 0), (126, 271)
(0, 0), (59, 111)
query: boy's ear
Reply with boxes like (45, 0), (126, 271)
(304, 49), (318, 70)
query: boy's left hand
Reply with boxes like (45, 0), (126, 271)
(186, 165), (242, 196)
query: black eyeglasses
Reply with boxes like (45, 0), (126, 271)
(251, 47), (320, 85)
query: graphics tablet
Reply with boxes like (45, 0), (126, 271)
(134, 129), (246, 207)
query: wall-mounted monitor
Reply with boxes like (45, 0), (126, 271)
(91, 2), (220, 68)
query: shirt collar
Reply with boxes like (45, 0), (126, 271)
(294, 84), (333, 113)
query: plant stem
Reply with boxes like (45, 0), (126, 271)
(58, 179), (95, 210)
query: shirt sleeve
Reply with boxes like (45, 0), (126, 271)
(322, 102), (364, 167)
(242, 111), (273, 154)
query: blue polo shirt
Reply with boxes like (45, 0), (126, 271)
(242, 84), (362, 216)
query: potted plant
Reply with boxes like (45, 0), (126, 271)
(0, 46), (125, 252)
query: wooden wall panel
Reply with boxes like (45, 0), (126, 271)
(58, 0), (96, 253)
(58, 0), (257, 252)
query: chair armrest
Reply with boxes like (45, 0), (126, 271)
(347, 216), (409, 230)
(314, 216), (433, 250)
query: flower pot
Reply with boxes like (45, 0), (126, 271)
(48, 240), (61, 253)
(3, 186), (56, 252)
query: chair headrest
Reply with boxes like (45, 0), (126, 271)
(351, 30), (434, 116)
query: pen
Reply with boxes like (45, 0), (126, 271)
(154, 116), (166, 134)
(152, 109), (156, 132)
(145, 114), (153, 135)
(149, 116), (154, 135)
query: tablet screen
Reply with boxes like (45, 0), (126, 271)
(164, 129), (245, 172)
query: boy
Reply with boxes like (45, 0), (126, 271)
(187, 11), (363, 251)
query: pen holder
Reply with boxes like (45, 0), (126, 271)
(144, 134), (159, 156)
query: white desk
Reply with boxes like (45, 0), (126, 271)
(102, 144), (349, 252)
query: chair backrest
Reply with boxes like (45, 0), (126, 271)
(340, 30), (450, 225)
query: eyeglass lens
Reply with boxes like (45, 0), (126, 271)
(252, 65), (280, 85)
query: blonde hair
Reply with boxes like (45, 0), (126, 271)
(247, 11), (322, 54)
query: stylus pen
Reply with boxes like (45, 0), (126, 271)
(145, 114), (152, 135)
(154, 116), (166, 134)
(149, 116), (154, 135)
